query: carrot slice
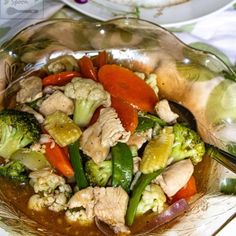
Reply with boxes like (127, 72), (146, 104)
(98, 64), (158, 112)
(171, 175), (197, 202)
(44, 142), (74, 177)
(111, 96), (138, 133)
(42, 71), (80, 86)
(78, 56), (97, 81)
(92, 51), (108, 68)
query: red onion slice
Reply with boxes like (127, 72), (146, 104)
(134, 199), (189, 235)
(95, 217), (115, 236)
(95, 199), (189, 235)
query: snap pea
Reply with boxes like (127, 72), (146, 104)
(111, 142), (133, 192)
(68, 141), (88, 189)
(126, 169), (163, 226)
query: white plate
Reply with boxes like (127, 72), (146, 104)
(61, 0), (236, 27)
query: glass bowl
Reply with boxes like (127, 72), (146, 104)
(0, 18), (235, 236)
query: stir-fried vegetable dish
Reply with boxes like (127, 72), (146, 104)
(0, 52), (206, 235)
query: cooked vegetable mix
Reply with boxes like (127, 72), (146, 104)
(0, 52), (207, 235)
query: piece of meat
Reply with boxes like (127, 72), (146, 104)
(98, 108), (131, 147)
(155, 99), (179, 123)
(39, 90), (74, 116)
(80, 123), (110, 164)
(67, 187), (95, 220)
(16, 76), (43, 103)
(80, 108), (130, 164)
(154, 159), (194, 197)
(127, 128), (152, 149)
(93, 187), (130, 234)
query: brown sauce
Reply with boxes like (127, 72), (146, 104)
(0, 177), (102, 236)
(0, 154), (212, 235)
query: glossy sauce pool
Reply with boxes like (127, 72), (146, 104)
(0, 153), (212, 236)
(0, 176), (102, 236)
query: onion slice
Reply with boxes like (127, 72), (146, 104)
(95, 199), (189, 235)
(134, 199), (189, 235)
(95, 217), (115, 236)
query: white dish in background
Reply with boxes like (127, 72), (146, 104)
(61, 0), (236, 27)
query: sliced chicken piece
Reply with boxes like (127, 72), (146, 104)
(98, 108), (131, 147)
(16, 76), (43, 103)
(155, 99), (179, 124)
(39, 90), (74, 116)
(94, 187), (130, 234)
(80, 108), (130, 163)
(154, 159), (194, 197)
(127, 128), (152, 149)
(80, 124), (110, 164)
(67, 187), (95, 220)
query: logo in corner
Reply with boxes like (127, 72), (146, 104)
(0, 0), (44, 19)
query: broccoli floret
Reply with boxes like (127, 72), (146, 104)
(136, 184), (167, 215)
(64, 77), (111, 127)
(0, 109), (41, 159)
(0, 160), (27, 182)
(85, 159), (112, 187)
(170, 123), (205, 165)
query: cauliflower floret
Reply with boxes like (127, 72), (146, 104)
(80, 107), (131, 163)
(28, 194), (45, 211)
(29, 168), (66, 193)
(28, 191), (70, 212)
(47, 192), (68, 212)
(155, 99), (179, 124)
(64, 77), (111, 127)
(136, 184), (167, 215)
(28, 168), (72, 212)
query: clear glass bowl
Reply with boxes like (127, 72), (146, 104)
(0, 18), (235, 236)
